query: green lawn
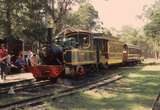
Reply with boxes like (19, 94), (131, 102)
(43, 62), (160, 110)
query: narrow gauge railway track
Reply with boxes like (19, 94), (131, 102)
(0, 72), (103, 95)
(0, 80), (52, 94)
(0, 73), (123, 110)
(0, 79), (34, 89)
(0, 64), (124, 95)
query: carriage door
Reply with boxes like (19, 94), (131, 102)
(94, 39), (108, 66)
(94, 39), (100, 66)
(101, 39), (108, 65)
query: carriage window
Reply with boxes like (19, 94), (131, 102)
(82, 36), (89, 48)
(109, 41), (123, 53)
(76, 35), (90, 49)
(55, 33), (90, 49)
(55, 36), (78, 48)
(93, 39), (108, 52)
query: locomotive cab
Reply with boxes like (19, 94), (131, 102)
(56, 33), (90, 50)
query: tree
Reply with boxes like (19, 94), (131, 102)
(144, 0), (160, 59)
(65, 2), (99, 30)
(0, 0), (23, 37)
(0, 0), (49, 51)
(120, 26), (140, 44)
(118, 26), (154, 58)
(44, 0), (83, 34)
(102, 28), (112, 37)
(20, 0), (47, 42)
(0, 0), (98, 42)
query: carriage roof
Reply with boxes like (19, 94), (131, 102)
(93, 34), (109, 40)
(56, 28), (92, 39)
(126, 44), (140, 50)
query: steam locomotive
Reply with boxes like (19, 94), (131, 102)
(31, 29), (141, 80)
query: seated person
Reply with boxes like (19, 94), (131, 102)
(14, 55), (26, 70)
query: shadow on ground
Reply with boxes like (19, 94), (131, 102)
(45, 64), (160, 110)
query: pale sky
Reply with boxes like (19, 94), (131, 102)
(91, 0), (156, 30)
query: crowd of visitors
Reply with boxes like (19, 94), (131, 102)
(0, 44), (37, 80)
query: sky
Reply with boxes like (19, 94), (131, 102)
(91, 0), (156, 30)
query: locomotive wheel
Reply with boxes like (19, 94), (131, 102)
(49, 78), (57, 83)
(89, 65), (97, 73)
(99, 63), (108, 70)
(35, 77), (43, 81)
(61, 69), (66, 77)
(33, 75), (42, 81)
(76, 65), (85, 75)
(122, 62), (127, 66)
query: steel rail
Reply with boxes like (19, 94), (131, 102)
(0, 80), (52, 94)
(0, 74), (123, 110)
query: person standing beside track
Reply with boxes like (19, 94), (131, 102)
(30, 54), (39, 66)
(27, 49), (33, 66)
(0, 43), (8, 80)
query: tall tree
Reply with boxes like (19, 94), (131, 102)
(44, 0), (82, 34)
(144, 0), (160, 59)
(21, 0), (47, 42)
(0, 0), (20, 37)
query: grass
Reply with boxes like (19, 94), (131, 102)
(43, 62), (160, 110)
(0, 94), (32, 106)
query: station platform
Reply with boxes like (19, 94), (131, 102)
(0, 73), (34, 84)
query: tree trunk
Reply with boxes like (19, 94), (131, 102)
(5, 0), (12, 36)
(155, 51), (159, 60)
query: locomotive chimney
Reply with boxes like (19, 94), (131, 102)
(47, 28), (52, 44)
